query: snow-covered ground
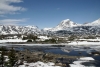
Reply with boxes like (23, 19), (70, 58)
(69, 57), (95, 67)
(0, 54), (61, 67)
(0, 39), (100, 46)
(1, 52), (98, 67)
(0, 39), (100, 67)
(0, 39), (27, 43)
(67, 41), (100, 45)
(18, 61), (61, 67)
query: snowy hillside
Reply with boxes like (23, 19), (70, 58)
(0, 18), (100, 35)
(43, 28), (52, 31)
(47, 18), (100, 35)
(84, 18), (100, 26)
(0, 25), (41, 35)
(48, 18), (100, 32)
(48, 19), (81, 31)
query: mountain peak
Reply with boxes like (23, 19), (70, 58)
(84, 18), (100, 26)
(49, 19), (79, 31)
(59, 19), (77, 27)
(63, 19), (70, 22)
(92, 18), (100, 23)
(61, 19), (71, 25)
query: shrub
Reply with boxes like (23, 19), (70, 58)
(27, 39), (32, 42)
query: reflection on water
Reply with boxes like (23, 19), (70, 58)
(44, 46), (100, 67)
(45, 49), (88, 56)
(82, 61), (100, 67)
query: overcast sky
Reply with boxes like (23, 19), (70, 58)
(0, 0), (100, 29)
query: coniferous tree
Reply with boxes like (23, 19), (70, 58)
(8, 47), (17, 67)
(0, 46), (5, 67)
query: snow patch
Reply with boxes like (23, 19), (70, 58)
(18, 61), (61, 67)
(69, 57), (94, 67)
(0, 39), (27, 43)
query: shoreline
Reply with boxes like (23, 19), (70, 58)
(0, 41), (100, 46)
(0, 43), (100, 67)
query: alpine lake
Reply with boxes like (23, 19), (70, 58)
(1, 44), (100, 67)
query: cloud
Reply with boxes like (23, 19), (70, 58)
(0, 0), (26, 15)
(0, 18), (28, 25)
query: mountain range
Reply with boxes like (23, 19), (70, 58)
(0, 25), (41, 35)
(0, 18), (100, 35)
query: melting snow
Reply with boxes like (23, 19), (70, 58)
(69, 57), (95, 67)
(18, 61), (61, 67)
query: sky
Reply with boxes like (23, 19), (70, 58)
(0, 0), (100, 29)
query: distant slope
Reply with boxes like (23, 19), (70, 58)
(0, 18), (100, 35)
(83, 18), (100, 26)
(0, 25), (41, 35)
(49, 19), (81, 31)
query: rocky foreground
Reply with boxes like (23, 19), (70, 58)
(15, 50), (82, 67)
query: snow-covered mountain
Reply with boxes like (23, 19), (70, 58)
(44, 18), (100, 36)
(43, 28), (52, 31)
(48, 19), (81, 31)
(0, 18), (100, 35)
(0, 25), (41, 35)
(84, 18), (100, 26)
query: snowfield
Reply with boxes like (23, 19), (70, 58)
(18, 57), (95, 67)
(0, 38), (100, 46)
(67, 41), (100, 45)
(0, 55), (61, 67)
(69, 57), (95, 67)
(1, 52), (97, 67)
(0, 39), (27, 43)
(18, 61), (61, 67)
